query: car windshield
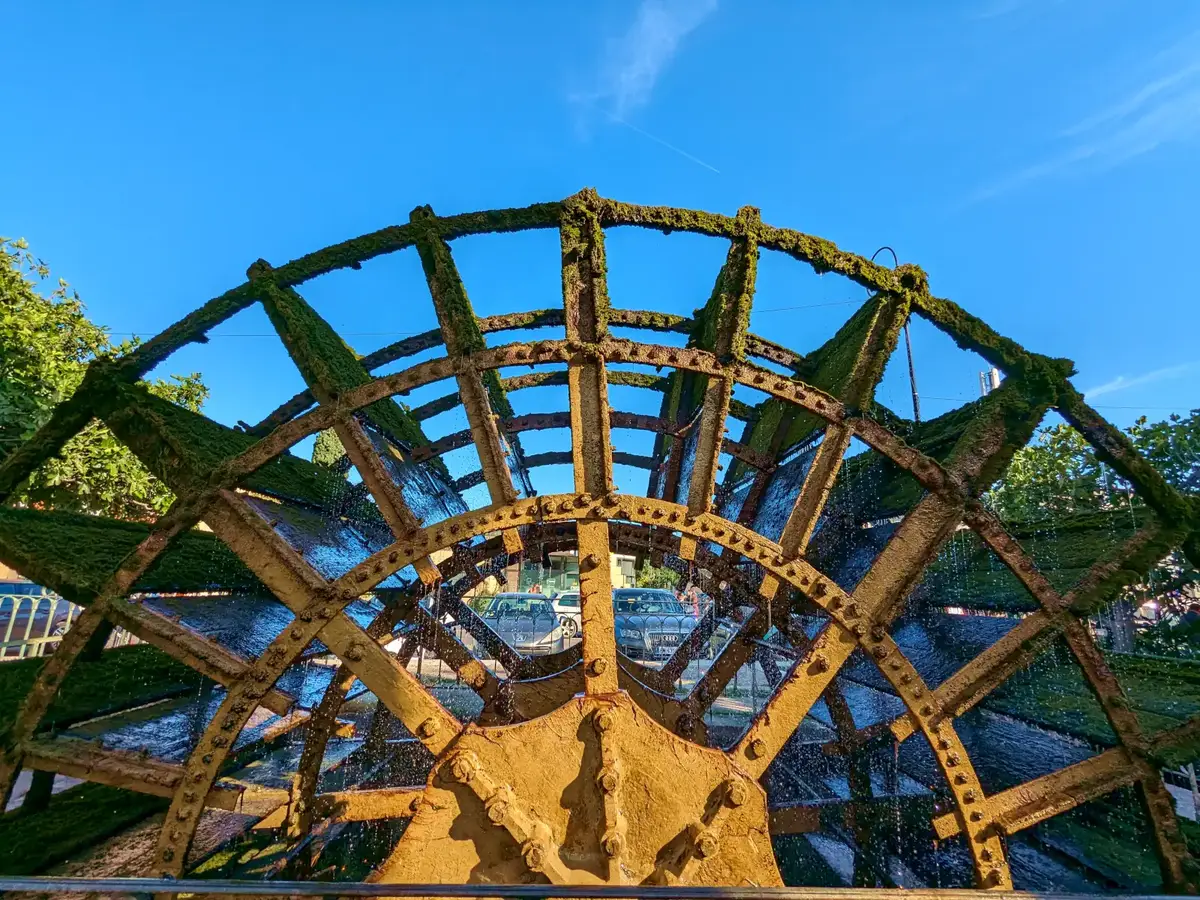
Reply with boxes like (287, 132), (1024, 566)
(613, 590), (687, 615)
(487, 597), (554, 617)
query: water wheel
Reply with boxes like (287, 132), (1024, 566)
(0, 189), (1197, 892)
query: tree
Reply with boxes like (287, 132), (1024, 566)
(1, 237), (207, 520)
(988, 414), (1200, 522)
(635, 562), (679, 590)
(987, 414), (1200, 652)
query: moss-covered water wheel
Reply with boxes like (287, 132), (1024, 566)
(1, 188), (1198, 891)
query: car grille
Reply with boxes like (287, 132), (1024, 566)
(650, 633), (681, 646)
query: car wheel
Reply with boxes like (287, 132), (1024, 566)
(562, 617), (579, 639)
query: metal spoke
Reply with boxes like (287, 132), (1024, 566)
(412, 206), (527, 553)
(687, 207), (759, 515)
(204, 490), (461, 752)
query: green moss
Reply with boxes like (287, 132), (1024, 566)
(1057, 384), (1195, 531)
(0, 644), (204, 741)
(912, 293), (1072, 384)
(102, 383), (380, 515)
(609, 308), (691, 334)
(409, 206), (522, 440)
(0, 507), (264, 598)
(0, 781), (167, 875)
(561, 190), (612, 338)
(1036, 794), (1164, 889)
(254, 277), (439, 473)
(478, 309), (566, 335)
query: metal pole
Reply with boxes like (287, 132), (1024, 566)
(903, 323), (920, 423)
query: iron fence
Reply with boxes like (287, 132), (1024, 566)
(0, 585), (136, 661)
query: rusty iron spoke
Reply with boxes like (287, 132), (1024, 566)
(204, 490), (461, 752)
(412, 206), (525, 552)
(687, 207), (759, 516)
(0, 497), (205, 811)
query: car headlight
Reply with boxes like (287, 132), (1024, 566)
(622, 628), (643, 640)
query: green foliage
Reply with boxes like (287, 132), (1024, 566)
(988, 412), (1200, 522)
(311, 428), (349, 471)
(988, 413), (1200, 647)
(635, 562), (678, 590)
(1, 238), (207, 520)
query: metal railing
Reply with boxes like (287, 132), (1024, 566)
(0, 585), (136, 660)
(0, 877), (1179, 899)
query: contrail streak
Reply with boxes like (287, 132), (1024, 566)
(607, 113), (720, 174)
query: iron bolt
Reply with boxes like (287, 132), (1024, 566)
(747, 738), (767, 760)
(726, 779), (748, 808)
(344, 643), (364, 662)
(409, 796), (423, 814)
(523, 841), (547, 870)
(594, 710), (615, 733)
(602, 833), (624, 858)
(599, 768), (620, 793)
(695, 831), (719, 858)
(486, 799), (509, 823)
(589, 657), (609, 676)
(448, 753), (476, 782)
(417, 717), (440, 739)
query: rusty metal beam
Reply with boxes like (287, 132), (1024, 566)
(411, 205), (525, 552)
(408, 411), (773, 471)
(775, 294), (910, 562)
(932, 746), (1136, 839)
(22, 738), (244, 810)
(106, 598), (294, 716)
(687, 207), (758, 516)
(0, 499), (203, 812)
(562, 191), (619, 695)
(204, 490), (461, 753)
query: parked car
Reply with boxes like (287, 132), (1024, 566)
(550, 590), (580, 638)
(480, 592), (565, 656)
(612, 588), (699, 660)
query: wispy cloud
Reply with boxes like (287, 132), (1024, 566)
(972, 30), (1200, 201)
(593, 0), (718, 118)
(1083, 362), (1198, 399)
(571, 0), (719, 173)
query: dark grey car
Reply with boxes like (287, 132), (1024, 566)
(612, 588), (698, 660)
(481, 593), (565, 656)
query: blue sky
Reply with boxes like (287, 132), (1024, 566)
(4, 1), (1199, 497)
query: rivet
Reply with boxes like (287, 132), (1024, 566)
(594, 710), (615, 733)
(417, 718), (439, 739)
(747, 738), (767, 760)
(589, 657), (609, 676)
